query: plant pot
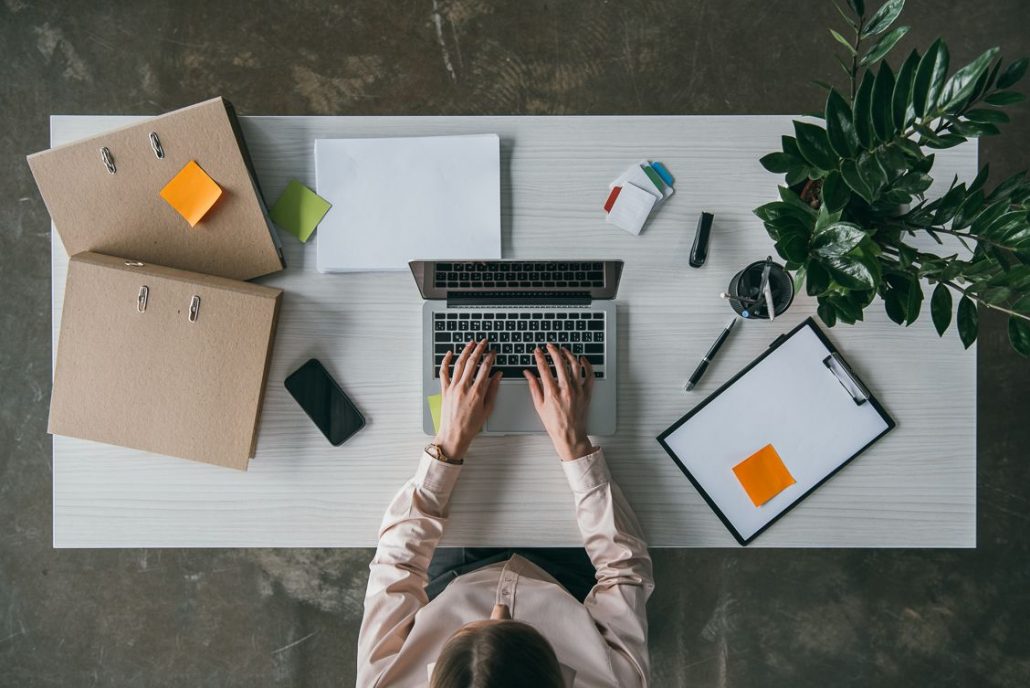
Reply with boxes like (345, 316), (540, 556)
(727, 260), (795, 319)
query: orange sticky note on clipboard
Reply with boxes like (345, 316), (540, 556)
(160, 160), (223, 227)
(732, 444), (796, 506)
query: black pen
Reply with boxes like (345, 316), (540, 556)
(685, 317), (738, 391)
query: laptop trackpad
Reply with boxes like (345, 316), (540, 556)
(486, 384), (544, 433)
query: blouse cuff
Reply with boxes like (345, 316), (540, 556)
(560, 448), (611, 493)
(415, 451), (463, 494)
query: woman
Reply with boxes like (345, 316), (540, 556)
(357, 339), (653, 687)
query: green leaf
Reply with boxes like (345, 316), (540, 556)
(817, 299), (839, 327)
(778, 186), (818, 216)
(871, 62), (897, 141)
(997, 57), (1029, 89)
(822, 171), (851, 212)
(924, 133), (968, 149)
(848, 0), (866, 16)
(825, 89), (860, 157)
(857, 152), (887, 194)
(814, 204), (843, 233)
(792, 264), (807, 295)
(932, 182), (966, 224)
(775, 233), (810, 264)
(754, 201), (815, 227)
(832, 0), (859, 28)
(841, 159), (874, 203)
(853, 71), (876, 148)
(968, 163), (990, 194)
(884, 287), (906, 324)
(860, 26), (909, 66)
(938, 47), (1000, 110)
(963, 108), (1010, 124)
(807, 261), (831, 296)
(894, 170), (933, 196)
(930, 283), (952, 335)
(1009, 317), (1030, 357)
(822, 253), (877, 290)
(949, 122), (1000, 137)
(984, 91), (1026, 106)
(892, 49), (920, 129)
(861, 0), (905, 37)
(830, 29), (857, 55)
(912, 39), (949, 117)
(760, 152), (800, 174)
(812, 222), (867, 258)
(957, 295), (978, 348)
(793, 121), (837, 172)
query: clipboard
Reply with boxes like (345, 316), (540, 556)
(28, 97), (285, 281)
(656, 317), (896, 545)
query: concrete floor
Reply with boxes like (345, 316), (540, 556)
(2, 1), (1029, 686)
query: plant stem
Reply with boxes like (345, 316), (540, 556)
(881, 249), (1030, 322)
(940, 279), (1030, 321)
(849, 17), (864, 101)
(914, 225), (1021, 253)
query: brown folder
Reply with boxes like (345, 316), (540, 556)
(28, 97), (285, 281)
(49, 252), (283, 470)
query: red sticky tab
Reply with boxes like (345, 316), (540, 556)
(603, 186), (622, 213)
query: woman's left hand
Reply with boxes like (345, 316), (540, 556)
(434, 339), (502, 460)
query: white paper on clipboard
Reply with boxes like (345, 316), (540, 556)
(659, 320), (893, 543)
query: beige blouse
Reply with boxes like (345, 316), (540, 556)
(356, 448), (654, 687)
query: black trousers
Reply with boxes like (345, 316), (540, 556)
(426, 548), (596, 603)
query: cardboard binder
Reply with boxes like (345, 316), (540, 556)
(28, 97), (285, 281)
(49, 252), (283, 470)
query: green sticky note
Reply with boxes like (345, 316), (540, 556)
(427, 394), (442, 433)
(641, 164), (665, 193)
(269, 180), (332, 243)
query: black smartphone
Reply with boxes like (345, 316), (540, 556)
(284, 359), (365, 446)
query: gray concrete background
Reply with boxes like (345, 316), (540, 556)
(2, 1), (1029, 686)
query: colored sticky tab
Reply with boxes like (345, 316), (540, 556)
(159, 160), (222, 227)
(651, 161), (675, 186)
(732, 444), (796, 507)
(427, 394), (442, 433)
(603, 186), (622, 213)
(642, 164), (665, 191)
(606, 182), (656, 235)
(269, 180), (332, 243)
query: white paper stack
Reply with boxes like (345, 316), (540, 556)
(315, 134), (501, 272)
(603, 160), (675, 235)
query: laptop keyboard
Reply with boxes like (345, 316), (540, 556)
(433, 262), (605, 290)
(433, 311), (606, 378)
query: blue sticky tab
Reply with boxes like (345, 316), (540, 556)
(651, 161), (674, 186)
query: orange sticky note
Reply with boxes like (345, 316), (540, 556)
(732, 444), (796, 507)
(160, 160), (223, 227)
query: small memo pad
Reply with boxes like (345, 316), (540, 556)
(270, 180), (331, 243)
(732, 444), (795, 506)
(160, 160), (222, 227)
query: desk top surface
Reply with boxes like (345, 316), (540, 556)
(50, 115), (977, 548)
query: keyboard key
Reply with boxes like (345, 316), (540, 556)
(435, 321), (446, 330)
(576, 320), (586, 330)
(587, 321), (604, 330)
(585, 344), (603, 354)
(435, 333), (450, 342)
(585, 355), (604, 365)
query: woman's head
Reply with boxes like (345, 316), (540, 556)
(430, 619), (564, 688)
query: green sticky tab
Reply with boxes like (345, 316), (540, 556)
(269, 180), (332, 243)
(641, 164), (665, 192)
(427, 394), (442, 433)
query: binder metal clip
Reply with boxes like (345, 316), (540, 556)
(823, 353), (869, 405)
(100, 146), (116, 174)
(188, 295), (201, 323)
(137, 286), (149, 313)
(149, 132), (164, 159)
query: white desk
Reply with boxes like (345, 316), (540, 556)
(50, 115), (977, 547)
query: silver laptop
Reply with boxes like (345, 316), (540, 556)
(410, 260), (623, 435)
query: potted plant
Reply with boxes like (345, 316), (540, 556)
(754, 0), (1030, 355)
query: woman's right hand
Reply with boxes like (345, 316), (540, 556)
(522, 343), (595, 461)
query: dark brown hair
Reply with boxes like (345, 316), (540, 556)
(430, 620), (564, 688)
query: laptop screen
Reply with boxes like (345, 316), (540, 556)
(409, 260), (623, 300)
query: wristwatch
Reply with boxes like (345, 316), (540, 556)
(425, 443), (463, 465)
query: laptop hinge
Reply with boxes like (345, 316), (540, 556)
(446, 292), (591, 307)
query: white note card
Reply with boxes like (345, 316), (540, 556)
(315, 134), (501, 272)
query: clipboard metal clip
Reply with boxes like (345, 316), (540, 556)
(823, 353), (869, 405)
